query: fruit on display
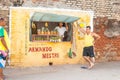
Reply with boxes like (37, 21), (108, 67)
(50, 36), (61, 42)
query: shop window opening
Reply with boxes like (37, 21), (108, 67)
(30, 21), (73, 42)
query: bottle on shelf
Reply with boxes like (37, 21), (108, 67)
(41, 27), (45, 34)
(37, 29), (41, 34)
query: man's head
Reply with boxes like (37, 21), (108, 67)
(58, 22), (63, 28)
(0, 18), (6, 27)
(86, 26), (91, 33)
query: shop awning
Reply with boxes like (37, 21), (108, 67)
(31, 12), (80, 23)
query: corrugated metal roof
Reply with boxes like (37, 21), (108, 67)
(31, 12), (80, 23)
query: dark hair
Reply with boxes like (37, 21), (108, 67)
(0, 18), (4, 22)
(86, 26), (91, 29)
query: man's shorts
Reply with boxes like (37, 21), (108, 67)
(83, 46), (95, 57)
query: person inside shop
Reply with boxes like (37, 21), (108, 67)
(62, 31), (69, 41)
(54, 22), (69, 41)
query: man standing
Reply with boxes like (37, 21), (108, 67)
(79, 26), (100, 69)
(54, 22), (68, 37)
(0, 18), (9, 80)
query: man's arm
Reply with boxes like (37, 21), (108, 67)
(78, 27), (86, 34)
(65, 23), (68, 31)
(0, 37), (9, 51)
(76, 22), (86, 34)
(93, 33), (100, 40)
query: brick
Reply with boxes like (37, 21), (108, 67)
(113, 56), (120, 61)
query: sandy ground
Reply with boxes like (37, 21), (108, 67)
(3, 61), (120, 80)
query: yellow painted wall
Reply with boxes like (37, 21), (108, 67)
(10, 7), (93, 67)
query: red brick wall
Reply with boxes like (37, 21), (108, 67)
(94, 17), (120, 62)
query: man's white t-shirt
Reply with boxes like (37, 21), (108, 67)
(55, 26), (66, 36)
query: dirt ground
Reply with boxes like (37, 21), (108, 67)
(3, 61), (120, 80)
